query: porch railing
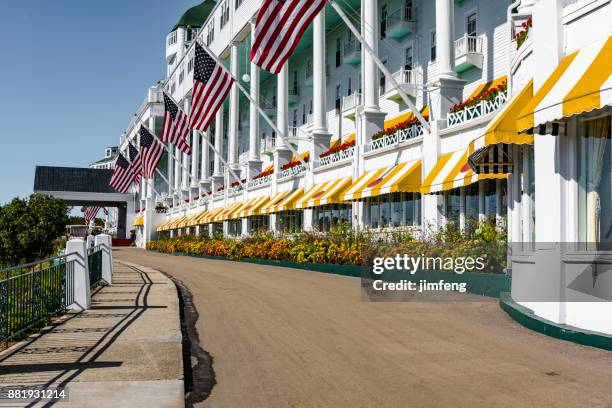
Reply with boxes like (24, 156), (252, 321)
(368, 123), (424, 152)
(447, 91), (507, 128)
(318, 146), (356, 167)
(279, 163), (308, 179)
(248, 174), (273, 188)
(0, 255), (75, 345)
(87, 245), (103, 287)
(455, 34), (483, 57)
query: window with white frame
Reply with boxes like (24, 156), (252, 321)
(179, 69), (184, 84)
(167, 31), (177, 46)
(577, 115), (612, 247)
(188, 57), (194, 73)
(466, 11), (477, 36)
(367, 193), (421, 229)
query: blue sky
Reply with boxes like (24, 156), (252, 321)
(0, 0), (199, 205)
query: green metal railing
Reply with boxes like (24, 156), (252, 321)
(88, 245), (103, 287)
(0, 255), (75, 345)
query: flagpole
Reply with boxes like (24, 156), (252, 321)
(327, 0), (430, 133)
(162, 94), (247, 190)
(196, 41), (308, 168)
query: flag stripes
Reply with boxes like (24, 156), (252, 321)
(189, 42), (234, 132)
(139, 126), (164, 179)
(162, 93), (192, 154)
(109, 153), (134, 193)
(127, 142), (143, 183)
(83, 206), (100, 225)
(251, 0), (328, 74)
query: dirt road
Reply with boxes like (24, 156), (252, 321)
(115, 248), (612, 408)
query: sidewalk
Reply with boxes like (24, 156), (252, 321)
(0, 260), (184, 408)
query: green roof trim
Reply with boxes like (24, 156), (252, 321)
(171, 0), (216, 32)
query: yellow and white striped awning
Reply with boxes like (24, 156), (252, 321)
(213, 202), (244, 222)
(237, 196), (270, 217)
(517, 35), (612, 131)
(341, 161), (421, 201)
(132, 216), (144, 227)
(421, 150), (506, 194)
(295, 177), (352, 209)
(262, 188), (304, 213)
(156, 219), (170, 232)
(166, 216), (186, 230)
(201, 207), (224, 224)
(194, 210), (209, 225)
(185, 212), (202, 227)
(260, 191), (290, 214)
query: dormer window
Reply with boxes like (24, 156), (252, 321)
(105, 148), (112, 158)
(167, 31), (177, 46)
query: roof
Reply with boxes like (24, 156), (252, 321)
(171, 0), (216, 32)
(90, 154), (117, 166)
(34, 166), (118, 194)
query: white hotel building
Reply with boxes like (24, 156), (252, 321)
(121, 0), (612, 335)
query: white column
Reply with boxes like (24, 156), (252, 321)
(191, 126), (200, 190)
(478, 179), (486, 222)
(174, 144), (181, 193)
(181, 98), (191, 191)
(274, 64), (293, 169)
(248, 20), (262, 179)
(200, 131), (210, 181)
(168, 141), (174, 196)
(511, 145), (522, 243)
(313, 12), (328, 134)
(362, 0), (380, 111)
(522, 147), (532, 243)
(66, 239), (91, 311)
(310, 11), (332, 160)
(212, 108), (224, 185)
(435, 0), (457, 79)
(459, 188), (466, 231)
(228, 42), (240, 173)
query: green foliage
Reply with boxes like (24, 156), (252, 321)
(0, 194), (69, 267)
(67, 215), (104, 227)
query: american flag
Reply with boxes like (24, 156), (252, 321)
(251, 0), (328, 74)
(189, 42), (234, 132)
(83, 206), (100, 225)
(109, 153), (134, 193)
(162, 93), (191, 154)
(127, 142), (143, 183)
(139, 125), (164, 179)
(103, 207), (109, 216)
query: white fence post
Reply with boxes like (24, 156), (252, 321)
(66, 238), (91, 311)
(95, 234), (113, 285)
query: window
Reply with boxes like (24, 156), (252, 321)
(314, 205), (352, 232)
(465, 184), (479, 230)
(235, 0), (245, 9)
(335, 38), (342, 67)
(185, 28), (196, 42)
(380, 5), (388, 39)
(228, 219), (242, 236)
(278, 211), (303, 233)
(466, 12), (477, 36)
(292, 109), (298, 128)
(366, 193), (421, 228)
(577, 115), (612, 247)
(430, 31), (437, 61)
(220, 2), (230, 29)
(248, 215), (269, 232)
(347, 77), (352, 96)
(292, 70), (298, 94)
(206, 20), (215, 45)
(445, 190), (461, 227)
(306, 59), (313, 79)
(379, 71), (386, 96)
(167, 31), (177, 46)
(187, 57), (194, 73)
(302, 104), (306, 125)
(179, 70), (184, 84)
(335, 85), (341, 114)
(404, 46), (413, 71)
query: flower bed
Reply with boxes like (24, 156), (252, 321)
(371, 117), (424, 141)
(281, 155), (310, 171)
(450, 80), (507, 113)
(515, 18), (532, 50)
(319, 139), (356, 158)
(253, 167), (274, 180)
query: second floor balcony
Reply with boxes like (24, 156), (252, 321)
(386, 3), (417, 40)
(368, 122), (423, 153)
(385, 68), (417, 104)
(454, 34), (484, 73)
(447, 89), (508, 128)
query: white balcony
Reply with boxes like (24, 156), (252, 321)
(447, 91), (507, 128)
(288, 86), (299, 107)
(318, 146), (355, 168)
(386, 4), (417, 40)
(343, 41), (361, 65)
(386, 68), (417, 104)
(368, 123), (424, 152)
(342, 92), (361, 121)
(279, 163), (308, 180)
(260, 135), (276, 155)
(248, 174), (273, 188)
(454, 35), (484, 73)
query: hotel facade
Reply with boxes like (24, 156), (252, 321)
(121, 0), (612, 334)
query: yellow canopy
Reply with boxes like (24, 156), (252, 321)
(262, 189), (304, 213)
(237, 196), (270, 217)
(132, 216), (144, 227)
(517, 36), (612, 131)
(295, 177), (353, 209)
(341, 161), (421, 201)
(421, 150), (506, 194)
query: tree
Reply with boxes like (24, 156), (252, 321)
(68, 216), (104, 227)
(0, 194), (69, 267)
